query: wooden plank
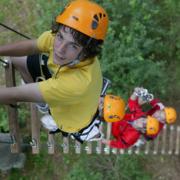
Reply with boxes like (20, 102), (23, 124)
(74, 140), (81, 154)
(96, 124), (103, 154)
(134, 146), (140, 154)
(4, 57), (20, 153)
(30, 103), (40, 154)
(144, 141), (150, 155)
(175, 126), (180, 155)
(161, 125), (167, 155)
(127, 147), (133, 155)
(111, 148), (118, 154)
(47, 134), (55, 154)
(104, 123), (111, 155)
(153, 134), (160, 155)
(119, 149), (125, 154)
(85, 142), (92, 154)
(62, 137), (69, 154)
(168, 125), (174, 155)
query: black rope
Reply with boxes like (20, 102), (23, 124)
(0, 22), (31, 39)
(0, 23), (31, 65)
(0, 58), (8, 65)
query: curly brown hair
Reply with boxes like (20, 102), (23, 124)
(51, 21), (103, 59)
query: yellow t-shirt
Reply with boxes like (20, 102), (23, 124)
(37, 31), (103, 133)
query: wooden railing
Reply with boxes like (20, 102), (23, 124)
(1, 57), (180, 155)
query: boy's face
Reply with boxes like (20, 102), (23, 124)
(152, 110), (166, 123)
(53, 26), (83, 66)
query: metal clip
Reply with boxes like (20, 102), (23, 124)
(101, 77), (111, 96)
(10, 135), (16, 146)
(30, 138), (37, 147)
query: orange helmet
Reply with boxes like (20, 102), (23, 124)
(103, 95), (125, 123)
(56, 0), (108, 40)
(146, 116), (159, 135)
(164, 107), (177, 124)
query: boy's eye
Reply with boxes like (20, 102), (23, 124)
(57, 33), (63, 40)
(69, 44), (78, 49)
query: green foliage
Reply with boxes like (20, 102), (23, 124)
(0, 106), (8, 132)
(0, 0), (69, 41)
(67, 159), (103, 180)
(116, 155), (152, 180)
(95, 0), (179, 99)
(0, 104), (29, 132)
(0, 0), (179, 179)
(66, 154), (152, 180)
(18, 104), (30, 128)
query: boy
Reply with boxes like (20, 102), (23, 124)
(102, 115), (160, 149)
(128, 87), (177, 140)
(0, 0), (109, 142)
(102, 87), (177, 148)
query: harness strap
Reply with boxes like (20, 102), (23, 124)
(49, 110), (100, 143)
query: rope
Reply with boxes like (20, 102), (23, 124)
(0, 58), (8, 65)
(0, 22), (31, 39)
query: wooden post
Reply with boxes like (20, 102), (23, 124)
(30, 103), (40, 154)
(4, 58), (20, 153)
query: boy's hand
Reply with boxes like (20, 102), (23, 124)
(134, 87), (142, 94)
(138, 97), (147, 105)
(130, 87), (143, 100)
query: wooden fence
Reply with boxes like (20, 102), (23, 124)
(0, 57), (180, 155)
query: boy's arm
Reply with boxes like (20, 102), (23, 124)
(0, 83), (45, 104)
(128, 89), (141, 112)
(0, 40), (40, 56)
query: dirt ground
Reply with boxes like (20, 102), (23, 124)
(146, 98), (180, 180)
(145, 155), (180, 180)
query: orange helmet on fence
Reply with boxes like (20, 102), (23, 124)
(103, 95), (125, 123)
(164, 107), (177, 124)
(56, 0), (109, 40)
(146, 116), (160, 136)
